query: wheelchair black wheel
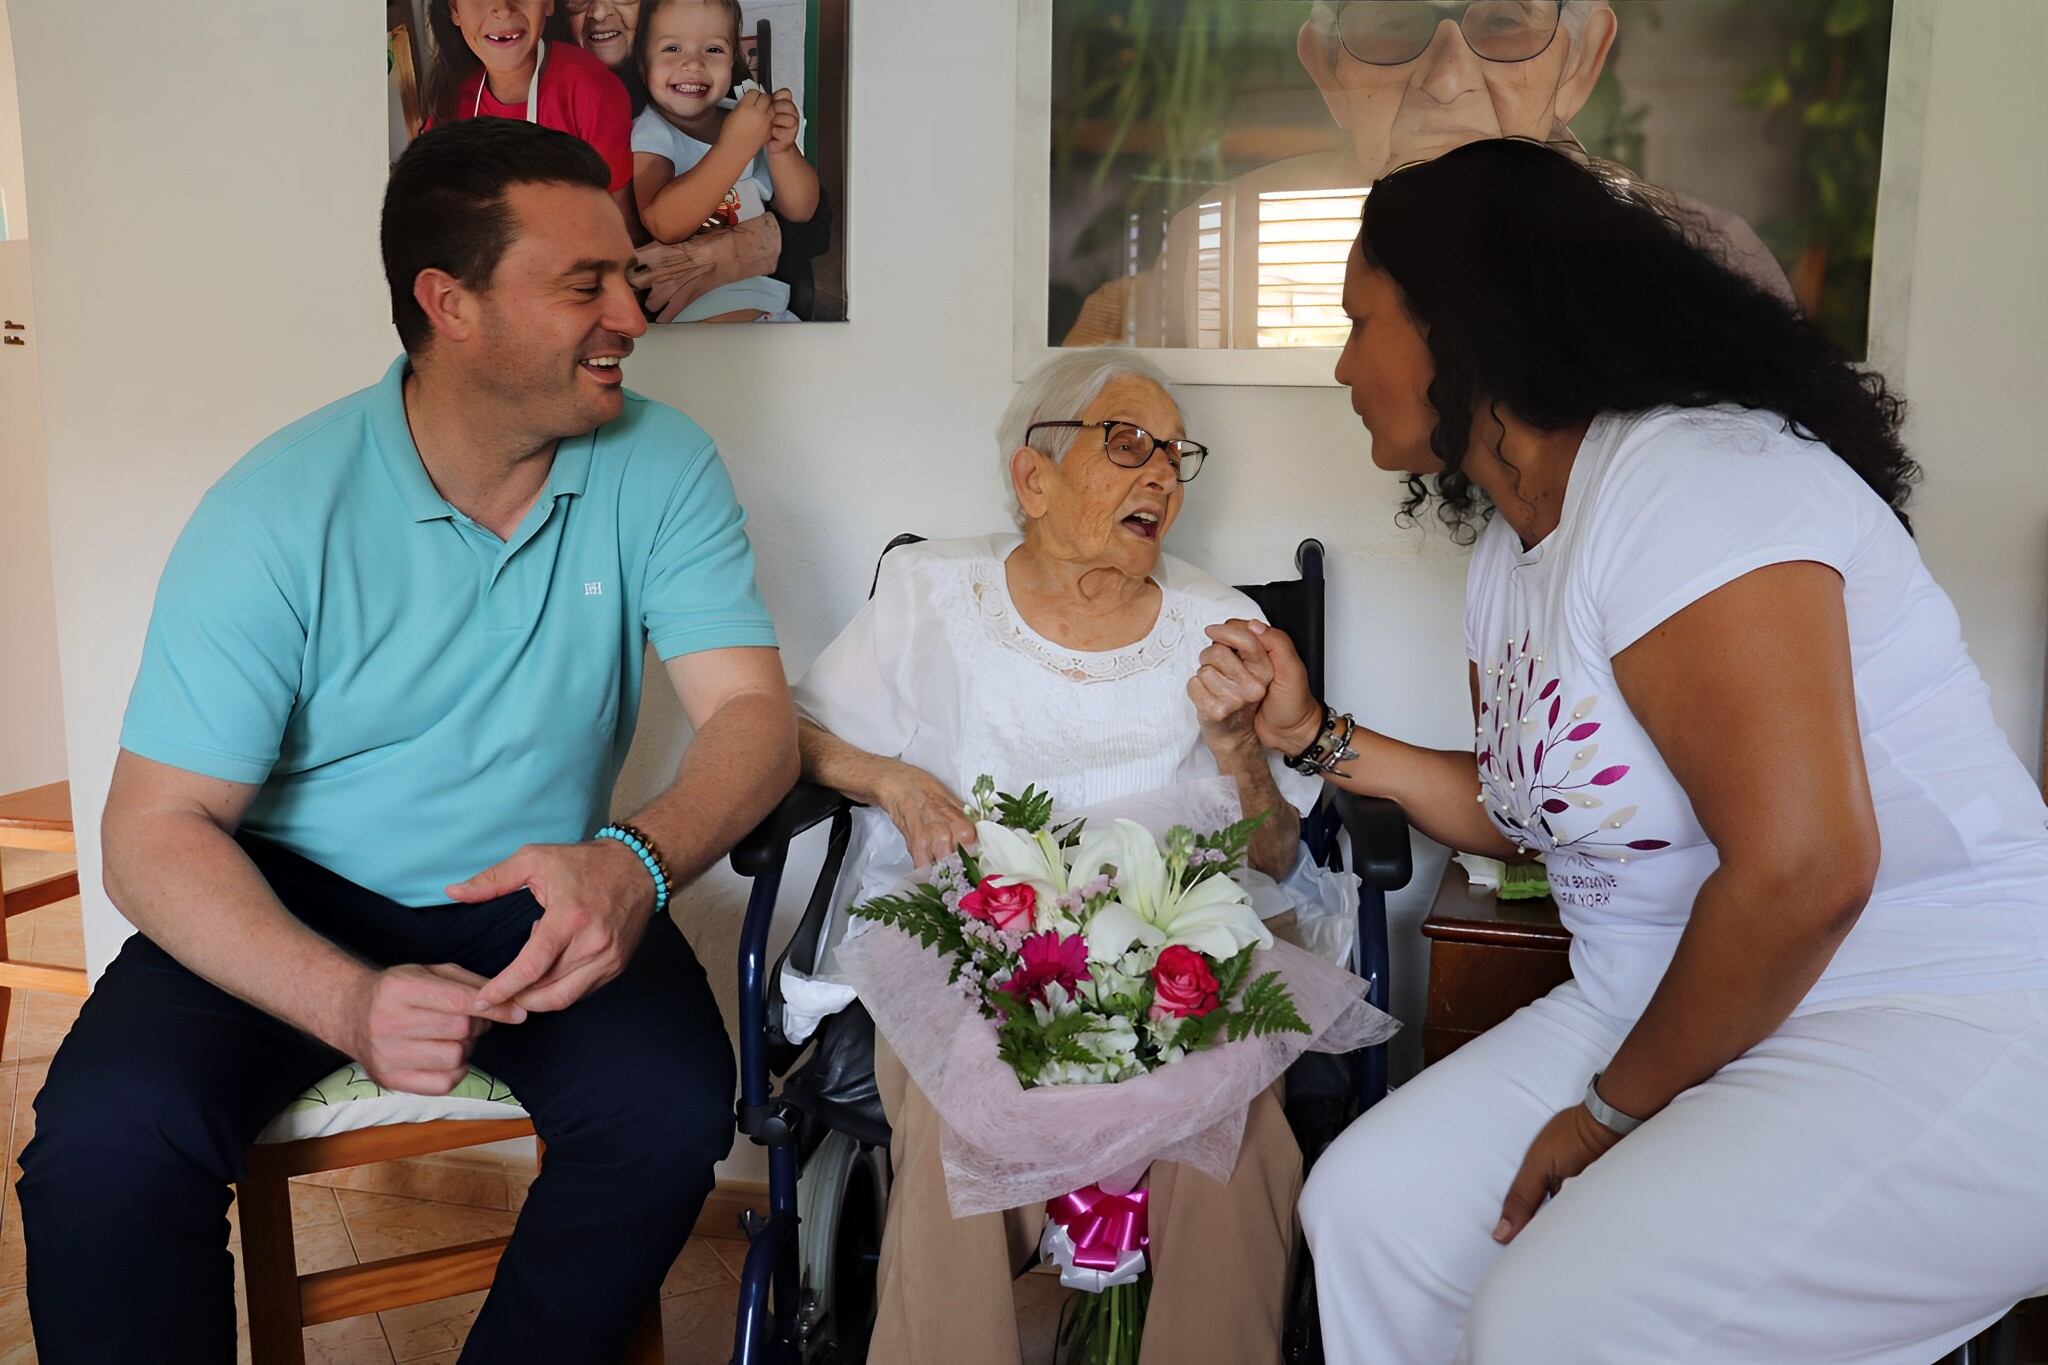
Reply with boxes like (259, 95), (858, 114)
(829, 1145), (885, 1361)
(796, 1129), (890, 1364)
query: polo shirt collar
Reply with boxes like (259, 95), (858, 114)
(370, 355), (598, 523)
(546, 426), (594, 502)
(371, 357), (452, 523)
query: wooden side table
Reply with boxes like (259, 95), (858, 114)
(0, 781), (90, 1057)
(1420, 857), (1573, 1065)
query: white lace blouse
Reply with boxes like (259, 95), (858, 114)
(780, 535), (1355, 1040)
(794, 533), (1323, 814)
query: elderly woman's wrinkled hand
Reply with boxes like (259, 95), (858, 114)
(629, 216), (784, 322)
(1190, 628), (1274, 754)
(1207, 620), (1324, 757)
(876, 761), (979, 870)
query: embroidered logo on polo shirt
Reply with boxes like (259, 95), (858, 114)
(584, 581), (604, 597)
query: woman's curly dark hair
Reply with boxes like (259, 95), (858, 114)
(1360, 138), (1917, 541)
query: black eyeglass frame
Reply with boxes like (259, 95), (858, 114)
(1333, 0), (1564, 67)
(1024, 420), (1209, 483)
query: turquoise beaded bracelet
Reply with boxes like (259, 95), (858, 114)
(594, 822), (673, 916)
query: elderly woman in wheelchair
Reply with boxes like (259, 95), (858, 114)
(778, 349), (1362, 1365)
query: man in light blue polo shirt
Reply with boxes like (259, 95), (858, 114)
(20, 121), (798, 1363)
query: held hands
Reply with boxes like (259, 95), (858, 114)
(876, 762), (978, 869)
(1190, 628), (1271, 753)
(629, 241), (715, 323)
(765, 88), (800, 155)
(631, 217), (785, 322)
(720, 87), (776, 157)
(447, 840), (659, 1015)
(1200, 620), (1324, 756)
(1493, 1103), (1626, 1244)
(344, 963), (524, 1096)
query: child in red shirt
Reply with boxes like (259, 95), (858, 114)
(423, 0), (635, 219)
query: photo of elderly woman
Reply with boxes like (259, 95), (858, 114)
(1048, 0), (1892, 359)
(386, 0), (848, 322)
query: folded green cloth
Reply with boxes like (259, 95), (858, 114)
(1499, 860), (1552, 901)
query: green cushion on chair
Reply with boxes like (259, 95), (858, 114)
(254, 1062), (526, 1145)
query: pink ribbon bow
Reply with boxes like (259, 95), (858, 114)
(1046, 1184), (1150, 1272)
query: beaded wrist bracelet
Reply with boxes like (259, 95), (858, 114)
(1286, 703), (1360, 777)
(1286, 703), (1335, 773)
(594, 822), (674, 916)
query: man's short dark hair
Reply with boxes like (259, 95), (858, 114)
(381, 120), (612, 354)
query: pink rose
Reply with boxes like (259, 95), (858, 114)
(999, 932), (1093, 1006)
(1149, 945), (1222, 1019)
(959, 876), (1037, 933)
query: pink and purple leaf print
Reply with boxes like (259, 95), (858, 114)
(1477, 650), (1672, 863)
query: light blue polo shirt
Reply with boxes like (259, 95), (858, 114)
(120, 356), (779, 907)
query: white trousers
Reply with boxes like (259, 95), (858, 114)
(1301, 982), (2048, 1364)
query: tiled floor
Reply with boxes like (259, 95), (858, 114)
(0, 852), (1074, 1364)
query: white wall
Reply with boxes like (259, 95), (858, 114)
(1893, 2), (2048, 779)
(11, 0), (2045, 1181)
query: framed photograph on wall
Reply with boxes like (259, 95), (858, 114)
(1015, 0), (1932, 386)
(387, 0), (848, 325)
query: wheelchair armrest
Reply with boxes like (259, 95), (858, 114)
(1330, 791), (1413, 893)
(729, 781), (856, 878)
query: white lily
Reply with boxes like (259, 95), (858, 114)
(1070, 819), (1273, 964)
(972, 819), (1072, 924)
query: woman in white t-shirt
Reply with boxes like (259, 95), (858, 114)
(1210, 139), (2048, 1363)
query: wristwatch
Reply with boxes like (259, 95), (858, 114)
(1582, 1072), (1646, 1136)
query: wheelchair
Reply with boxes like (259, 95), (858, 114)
(724, 536), (1414, 1365)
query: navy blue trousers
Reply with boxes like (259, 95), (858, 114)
(17, 836), (736, 1363)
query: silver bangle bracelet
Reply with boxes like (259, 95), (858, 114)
(1583, 1072), (1647, 1136)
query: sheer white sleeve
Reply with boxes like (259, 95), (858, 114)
(791, 558), (919, 761)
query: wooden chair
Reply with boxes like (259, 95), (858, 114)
(0, 782), (666, 1357)
(0, 781), (90, 1056)
(239, 1082), (666, 1363)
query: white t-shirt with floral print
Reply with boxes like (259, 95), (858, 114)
(1465, 405), (2048, 1023)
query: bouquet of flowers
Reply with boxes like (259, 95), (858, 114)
(855, 777), (1312, 1086)
(848, 777), (1328, 1362)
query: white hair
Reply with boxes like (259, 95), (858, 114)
(995, 349), (1176, 527)
(1562, 0), (1607, 38)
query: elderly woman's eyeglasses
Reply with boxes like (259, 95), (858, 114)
(1026, 421), (1208, 483)
(1332, 0), (1563, 66)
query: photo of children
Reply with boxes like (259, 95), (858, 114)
(386, 0), (848, 323)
